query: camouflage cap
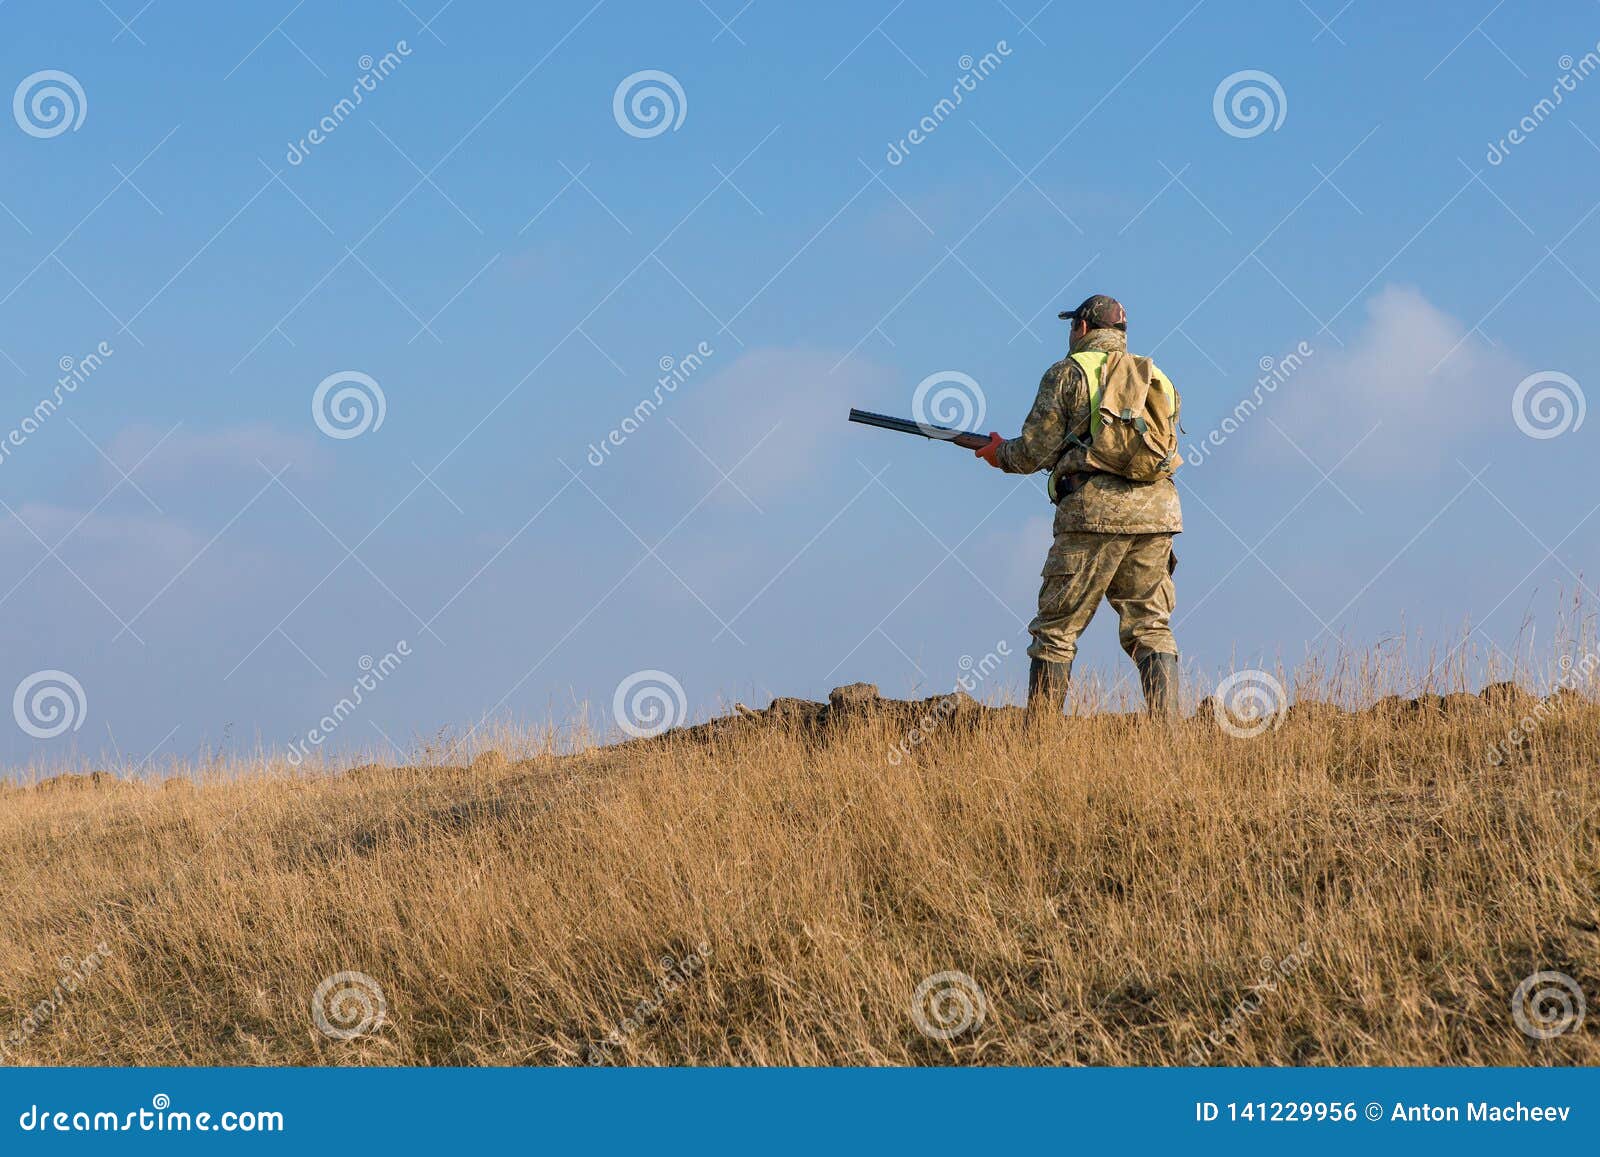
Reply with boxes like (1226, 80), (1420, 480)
(1057, 294), (1127, 331)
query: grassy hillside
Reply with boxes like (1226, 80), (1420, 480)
(2, 675), (1597, 1065)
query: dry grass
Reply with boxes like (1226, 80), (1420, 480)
(2, 658), (1597, 1067)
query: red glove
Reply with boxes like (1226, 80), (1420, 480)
(975, 432), (1005, 468)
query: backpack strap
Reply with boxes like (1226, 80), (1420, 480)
(1067, 350), (1110, 442)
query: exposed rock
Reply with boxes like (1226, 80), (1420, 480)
(1480, 681), (1538, 712)
(938, 689), (982, 714)
(1284, 700), (1347, 724)
(767, 697), (825, 718)
(471, 750), (507, 773)
(828, 683), (880, 709)
(35, 771), (115, 791)
(1544, 686), (1591, 711)
(344, 763), (392, 781)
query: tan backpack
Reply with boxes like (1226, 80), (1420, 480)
(1070, 350), (1183, 482)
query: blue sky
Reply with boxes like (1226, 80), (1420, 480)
(1, 0), (1597, 767)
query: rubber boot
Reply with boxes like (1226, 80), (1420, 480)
(1027, 657), (1073, 717)
(1137, 652), (1179, 721)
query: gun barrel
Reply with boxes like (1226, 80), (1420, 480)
(848, 408), (988, 450)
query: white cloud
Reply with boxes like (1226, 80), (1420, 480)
(0, 502), (209, 616)
(104, 424), (324, 482)
(0, 502), (203, 562)
(1262, 286), (1524, 476)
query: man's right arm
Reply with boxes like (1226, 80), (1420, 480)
(994, 359), (1084, 474)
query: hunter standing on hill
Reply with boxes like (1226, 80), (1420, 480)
(974, 294), (1183, 718)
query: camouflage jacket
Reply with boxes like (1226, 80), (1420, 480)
(994, 328), (1183, 537)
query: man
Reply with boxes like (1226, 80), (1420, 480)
(973, 294), (1181, 718)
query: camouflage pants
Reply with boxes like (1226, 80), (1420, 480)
(1027, 532), (1177, 663)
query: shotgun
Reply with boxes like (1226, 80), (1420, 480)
(847, 408), (990, 451)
